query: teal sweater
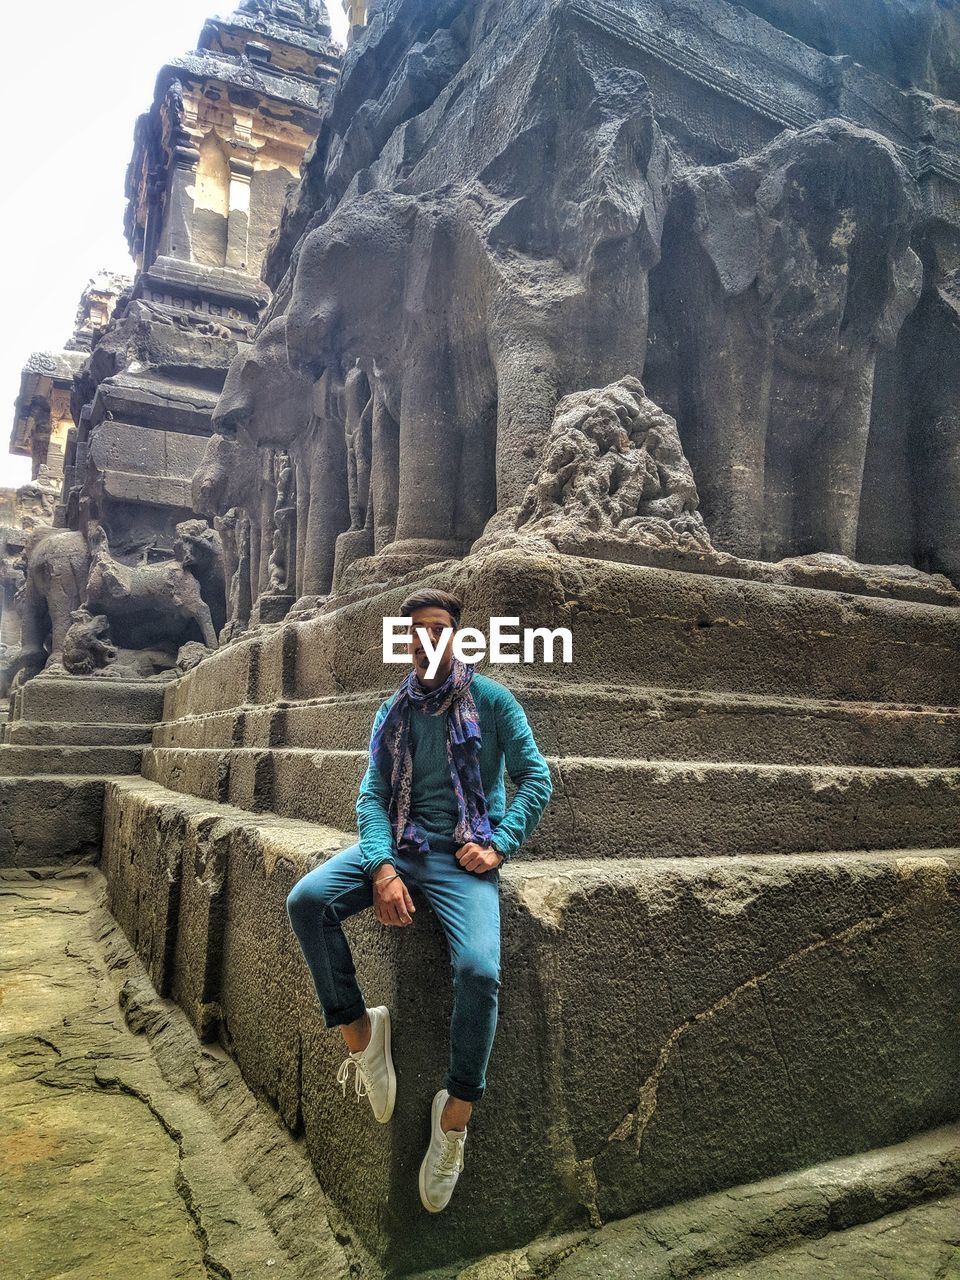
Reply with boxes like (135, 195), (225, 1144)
(356, 673), (553, 877)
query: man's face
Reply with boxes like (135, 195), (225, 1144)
(407, 606), (456, 683)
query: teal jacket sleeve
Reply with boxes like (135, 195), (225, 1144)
(356, 698), (397, 878)
(489, 689), (553, 860)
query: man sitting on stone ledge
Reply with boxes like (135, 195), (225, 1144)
(286, 587), (553, 1212)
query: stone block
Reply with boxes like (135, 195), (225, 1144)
(98, 778), (960, 1274)
(0, 745), (143, 777)
(88, 422), (209, 480)
(15, 677), (165, 725)
(0, 776), (104, 867)
(5, 721), (152, 747)
(154, 684), (960, 768)
(167, 555), (960, 724)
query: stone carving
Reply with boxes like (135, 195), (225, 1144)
(342, 362), (372, 533)
(282, 22), (670, 565)
(61, 609), (118, 676)
(215, 508), (253, 642)
(16, 466), (60, 532)
(513, 377), (711, 553)
(657, 119), (922, 561)
(13, 528), (91, 678)
(188, 0), (960, 644)
(733, 0), (960, 96)
(479, 376), (958, 606)
(238, 0), (328, 26)
(84, 522), (221, 651)
(267, 452), (296, 593)
(858, 218), (960, 585)
(173, 519), (227, 639)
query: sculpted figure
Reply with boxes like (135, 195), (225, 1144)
(173, 519), (227, 637)
(84, 521), (221, 651)
(514, 377), (711, 552)
(267, 452), (297, 593)
(214, 508), (254, 641)
(12, 527), (91, 679)
(284, 28), (669, 561)
(61, 608), (118, 676)
(195, 315), (331, 604)
(343, 361), (373, 531)
(659, 119), (921, 560)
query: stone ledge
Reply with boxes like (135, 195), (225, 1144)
(163, 551), (960, 721)
(456, 1120), (960, 1280)
(0, 745), (144, 778)
(151, 682), (960, 768)
(101, 776), (960, 1274)
(140, 743), (960, 859)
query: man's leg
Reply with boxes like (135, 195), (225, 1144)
(285, 842), (375, 1050)
(414, 850), (502, 1130)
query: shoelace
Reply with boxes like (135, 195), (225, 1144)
(435, 1131), (465, 1177)
(336, 1054), (370, 1103)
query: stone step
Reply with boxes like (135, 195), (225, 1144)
(152, 683), (960, 768)
(141, 745), (960, 858)
(535, 1122), (960, 1280)
(6, 720), (153, 747)
(164, 553), (960, 723)
(10, 676), (165, 726)
(0, 775), (108, 867)
(0, 745), (144, 778)
(100, 775), (960, 1275)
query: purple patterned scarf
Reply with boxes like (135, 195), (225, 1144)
(371, 658), (492, 855)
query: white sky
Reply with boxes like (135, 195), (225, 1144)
(0, 1), (347, 489)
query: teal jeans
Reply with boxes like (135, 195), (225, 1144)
(286, 837), (501, 1103)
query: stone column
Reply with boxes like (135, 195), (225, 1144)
(371, 386), (399, 553)
(159, 143), (200, 261)
(300, 373), (350, 597)
(226, 156), (254, 273)
(388, 348), (468, 559)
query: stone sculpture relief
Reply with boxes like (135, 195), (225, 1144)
(13, 528), (91, 681)
(656, 119), (922, 561)
(13, 0), (960, 685)
(186, 0), (960, 633)
(510, 376), (711, 553)
(84, 521), (222, 653)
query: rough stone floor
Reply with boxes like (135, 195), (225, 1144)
(2, 867), (958, 1280)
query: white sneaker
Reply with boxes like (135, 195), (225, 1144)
(418, 1088), (467, 1213)
(335, 1005), (396, 1123)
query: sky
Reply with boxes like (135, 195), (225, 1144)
(0, 1), (347, 489)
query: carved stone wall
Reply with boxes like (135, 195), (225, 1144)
(192, 0), (960, 643)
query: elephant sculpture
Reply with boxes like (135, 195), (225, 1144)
(11, 528), (91, 681)
(656, 118), (922, 561)
(283, 25), (670, 561)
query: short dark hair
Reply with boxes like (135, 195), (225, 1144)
(399, 587), (462, 627)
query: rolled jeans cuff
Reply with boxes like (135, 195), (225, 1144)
(445, 1075), (485, 1104)
(322, 996), (367, 1030)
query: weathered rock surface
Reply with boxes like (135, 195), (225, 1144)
(0, 676), (165, 868)
(98, 549), (960, 1273)
(0, 866), (363, 1279)
(8, 1), (960, 1277)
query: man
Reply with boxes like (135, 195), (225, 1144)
(286, 587), (553, 1212)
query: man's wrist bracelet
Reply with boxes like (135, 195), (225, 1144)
(373, 871), (400, 887)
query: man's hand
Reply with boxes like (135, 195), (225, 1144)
(372, 864), (416, 926)
(456, 842), (504, 874)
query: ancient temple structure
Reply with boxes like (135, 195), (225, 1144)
(1, 273), (128, 697)
(3, 1), (960, 1276)
(0, 0), (338, 697)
